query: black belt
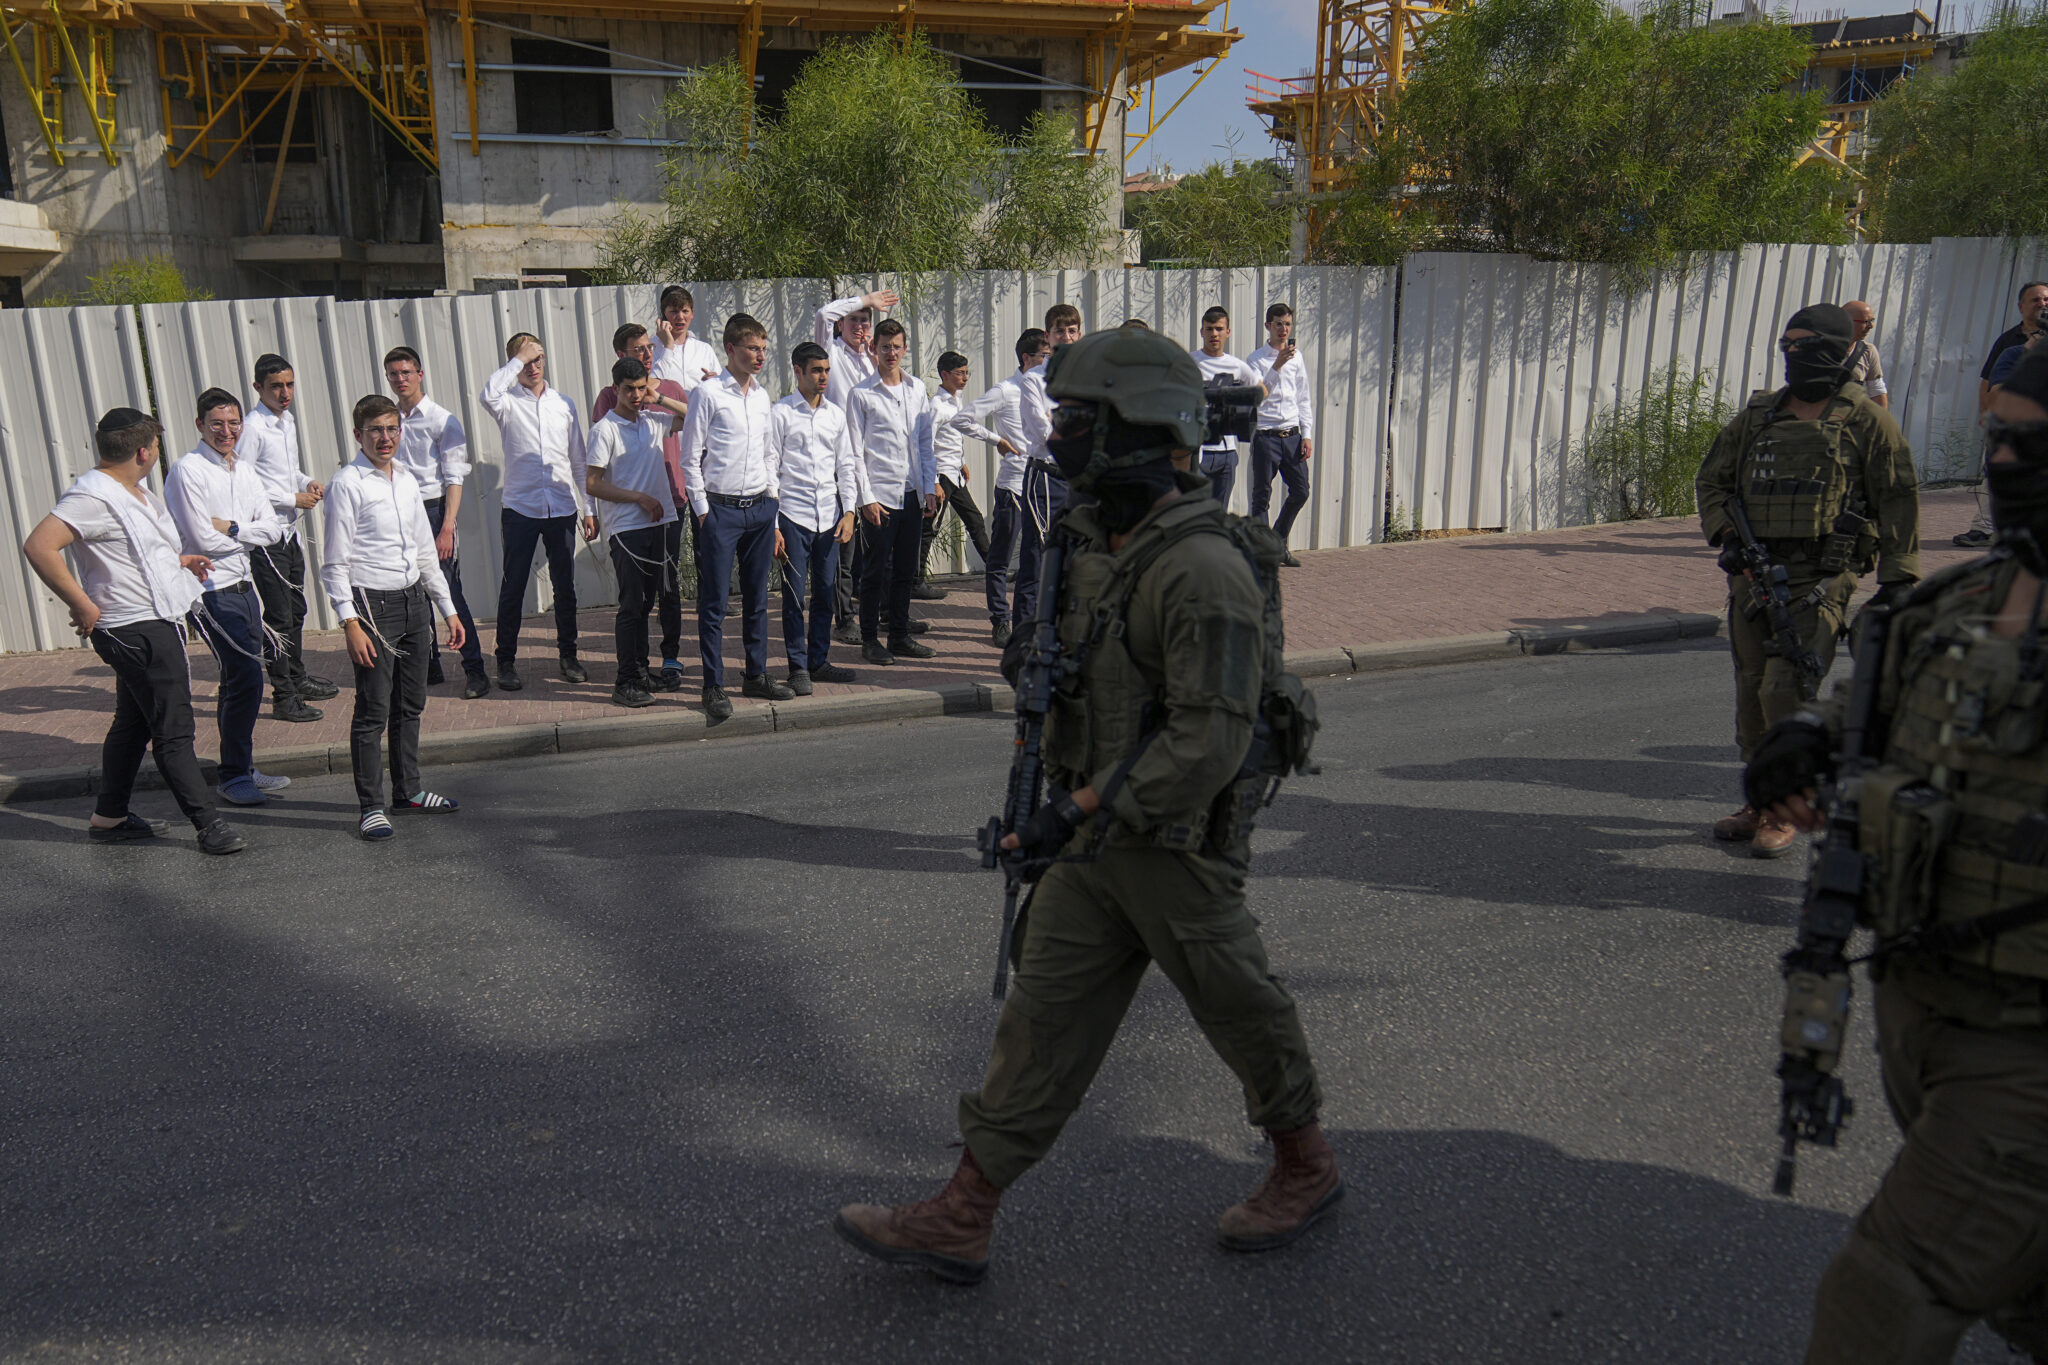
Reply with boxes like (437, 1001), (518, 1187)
(422, 494), (445, 507)
(1258, 426), (1302, 437)
(358, 583), (426, 603)
(208, 580), (253, 595)
(1028, 460), (1065, 477)
(706, 491), (769, 509)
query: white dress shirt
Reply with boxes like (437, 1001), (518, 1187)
(1020, 361), (1054, 467)
(928, 389), (1003, 485)
(481, 357), (588, 520)
(815, 296), (879, 410)
(163, 445), (286, 591)
(586, 408), (679, 538)
(50, 483), (191, 629)
(679, 370), (777, 519)
(1195, 351), (1263, 464)
(1247, 344), (1317, 441)
(964, 373), (1034, 495)
(652, 332), (723, 393)
(394, 395), (471, 501)
(847, 372), (937, 509)
(319, 454), (454, 623)
(769, 392), (860, 535)
(237, 396), (314, 530)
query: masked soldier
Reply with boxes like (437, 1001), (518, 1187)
(1748, 349), (2048, 1364)
(1698, 302), (1921, 858)
(833, 328), (1337, 1284)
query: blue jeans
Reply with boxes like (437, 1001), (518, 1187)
(779, 516), (840, 672)
(192, 584), (265, 782)
(986, 488), (1024, 625)
(1017, 463), (1069, 627)
(1249, 430), (1310, 540)
(697, 497), (777, 686)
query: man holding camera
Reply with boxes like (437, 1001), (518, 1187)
(1695, 301), (1920, 858)
(1193, 306), (1267, 509)
(833, 327), (1338, 1286)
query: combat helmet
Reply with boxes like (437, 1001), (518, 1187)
(1043, 327), (1206, 492)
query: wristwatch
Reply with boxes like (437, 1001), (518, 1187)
(226, 521), (240, 540)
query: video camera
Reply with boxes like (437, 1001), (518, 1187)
(1204, 377), (1262, 446)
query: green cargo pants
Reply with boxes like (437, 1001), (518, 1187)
(1728, 568), (1856, 760)
(1805, 971), (2048, 1363)
(958, 845), (1323, 1191)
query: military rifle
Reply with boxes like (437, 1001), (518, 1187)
(1772, 604), (1891, 1198)
(1723, 496), (1826, 682)
(977, 529), (1071, 1001)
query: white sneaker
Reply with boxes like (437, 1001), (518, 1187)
(252, 770), (291, 792)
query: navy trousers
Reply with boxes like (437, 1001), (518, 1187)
(1202, 446), (1239, 510)
(422, 495), (485, 676)
(779, 515), (840, 673)
(192, 583), (266, 783)
(1016, 463), (1070, 628)
(496, 508), (580, 664)
(1248, 430), (1311, 540)
(696, 497), (777, 686)
(986, 488), (1024, 626)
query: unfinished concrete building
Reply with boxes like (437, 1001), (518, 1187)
(0, 0), (1235, 304)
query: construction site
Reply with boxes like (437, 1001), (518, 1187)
(0, 0), (1236, 304)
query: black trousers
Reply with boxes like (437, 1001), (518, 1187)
(657, 517), (685, 663)
(90, 620), (213, 827)
(609, 523), (673, 685)
(249, 532), (309, 702)
(349, 584), (433, 812)
(920, 474), (991, 580)
(860, 490), (923, 647)
(422, 496), (485, 675)
(496, 508), (580, 665)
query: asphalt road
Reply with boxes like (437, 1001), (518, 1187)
(0, 640), (2012, 1363)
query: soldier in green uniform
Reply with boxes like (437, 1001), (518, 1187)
(833, 328), (1339, 1284)
(1748, 349), (2048, 1363)
(1698, 302), (1921, 858)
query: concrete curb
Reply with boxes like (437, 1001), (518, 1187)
(0, 609), (1725, 805)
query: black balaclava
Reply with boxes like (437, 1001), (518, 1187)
(1988, 351), (2048, 575)
(1783, 303), (1856, 403)
(1047, 407), (1183, 535)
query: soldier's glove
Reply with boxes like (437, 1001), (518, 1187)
(1716, 541), (1747, 576)
(1001, 630), (1031, 688)
(1744, 719), (1836, 812)
(1865, 580), (1909, 613)
(1013, 788), (1088, 859)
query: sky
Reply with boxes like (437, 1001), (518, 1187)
(1129, 0), (1981, 178)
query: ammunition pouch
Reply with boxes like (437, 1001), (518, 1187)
(1819, 506), (1875, 576)
(1858, 768), (1957, 940)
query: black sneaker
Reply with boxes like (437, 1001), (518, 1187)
(702, 684), (734, 720)
(1953, 528), (1995, 548)
(787, 668), (814, 697)
(297, 675), (340, 702)
(1280, 550), (1302, 568)
(652, 665), (686, 693)
(811, 662), (858, 684)
(427, 657), (446, 686)
(892, 617), (931, 636)
(833, 621), (863, 646)
(742, 674), (795, 701)
(87, 813), (168, 843)
(496, 662), (524, 692)
(559, 655), (589, 684)
(888, 638), (937, 660)
(861, 642), (896, 666)
(613, 680), (655, 708)
(991, 622), (1011, 649)
(463, 670), (492, 699)
(272, 696), (324, 723)
(196, 818), (246, 855)
(911, 582), (947, 601)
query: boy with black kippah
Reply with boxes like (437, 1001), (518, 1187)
(21, 408), (246, 854)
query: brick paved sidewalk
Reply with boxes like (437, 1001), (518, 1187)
(0, 489), (1980, 779)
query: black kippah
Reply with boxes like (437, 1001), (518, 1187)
(1785, 303), (1854, 346)
(95, 406), (152, 435)
(2004, 350), (2048, 410)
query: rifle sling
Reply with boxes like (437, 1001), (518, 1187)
(1877, 895), (2048, 961)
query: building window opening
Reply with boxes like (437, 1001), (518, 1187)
(512, 38), (615, 136)
(959, 55), (1044, 137)
(241, 89), (320, 163)
(1837, 65), (1905, 103)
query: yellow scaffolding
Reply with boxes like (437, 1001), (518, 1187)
(1, 4), (120, 165)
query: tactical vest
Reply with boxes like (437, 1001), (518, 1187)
(1736, 392), (1857, 544)
(1861, 557), (2048, 979)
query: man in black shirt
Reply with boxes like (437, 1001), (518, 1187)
(1957, 280), (2048, 547)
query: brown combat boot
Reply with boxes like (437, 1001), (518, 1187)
(1753, 811), (1798, 859)
(835, 1147), (1002, 1284)
(1217, 1120), (1345, 1252)
(1713, 805), (1762, 841)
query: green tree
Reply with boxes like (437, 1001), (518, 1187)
(37, 255), (213, 307)
(600, 31), (1115, 282)
(1323, 0), (1847, 273)
(1862, 1), (2048, 242)
(1126, 159), (1292, 267)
